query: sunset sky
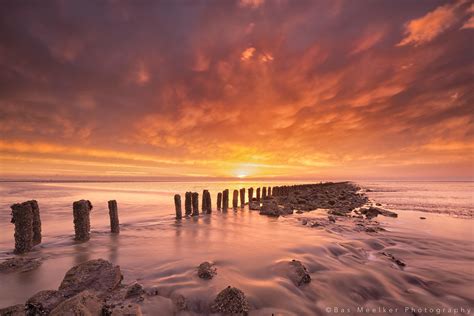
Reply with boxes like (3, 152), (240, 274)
(0, 0), (473, 180)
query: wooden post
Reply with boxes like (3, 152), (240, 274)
(268, 187), (272, 197)
(27, 200), (42, 245)
(108, 200), (120, 233)
(217, 192), (222, 210)
(239, 188), (245, 207)
(202, 190), (208, 213)
(10, 202), (34, 254)
(248, 188), (254, 202)
(73, 200), (92, 242)
(256, 188), (261, 202)
(185, 192), (192, 216)
(232, 190), (238, 209)
(203, 190), (212, 214)
(192, 192), (199, 216)
(174, 195), (182, 220)
(223, 189), (229, 210)
(262, 187), (267, 199)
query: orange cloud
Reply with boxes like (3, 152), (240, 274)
(398, 1), (469, 46)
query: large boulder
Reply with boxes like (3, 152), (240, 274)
(59, 259), (122, 298)
(26, 290), (65, 315)
(49, 291), (103, 316)
(288, 260), (311, 286)
(210, 286), (250, 314)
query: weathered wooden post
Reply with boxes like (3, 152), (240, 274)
(262, 187), (267, 199)
(256, 188), (261, 202)
(248, 187), (254, 202)
(174, 195), (182, 220)
(232, 190), (238, 209)
(217, 192), (222, 210)
(223, 189), (229, 210)
(185, 192), (192, 216)
(204, 190), (212, 214)
(10, 202), (34, 254)
(108, 200), (120, 233)
(268, 187), (272, 197)
(202, 190), (208, 213)
(27, 200), (41, 245)
(192, 192), (199, 216)
(239, 188), (245, 207)
(73, 200), (92, 242)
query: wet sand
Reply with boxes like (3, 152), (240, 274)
(0, 181), (473, 315)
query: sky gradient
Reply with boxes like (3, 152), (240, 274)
(0, 0), (473, 180)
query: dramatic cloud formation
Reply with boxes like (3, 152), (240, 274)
(0, 0), (472, 180)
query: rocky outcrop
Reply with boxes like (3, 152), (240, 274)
(26, 290), (64, 315)
(288, 260), (311, 286)
(210, 286), (250, 314)
(197, 261), (216, 280)
(0, 304), (25, 316)
(259, 199), (293, 217)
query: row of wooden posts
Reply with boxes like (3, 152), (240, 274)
(9, 185), (295, 254)
(9, 199), (119, 254)
(173, 185), (289, 219)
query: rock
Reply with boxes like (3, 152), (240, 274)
(375, 203), (382, 206)
(0, 257), (42, 273)
(295, 210), (304, 214)
(248, 201), (261, 210)
(59, 259), (122, 298)
(210, 286), (250, 314)
(125, 283), (145, 300)
(288, 260), (311, 286)
(382, 252), (406, 267)
(328, 209), (347, 216)
(260, 199), (293, 217)
(328, 215), (336, 222)
(50, 290), (103, 316)
(108, 304), (142, 316)
(26, 290), (65, 315)
(360, 207), (397, 219)
(172, 294), (187, 311)
(420, 217), (426, 220)
(0, 304), (25, 316)
(328, 200), (336, 206)
(197, 261), (216, 280)
(301, 219), (308, 225)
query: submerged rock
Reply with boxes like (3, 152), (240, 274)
(210, 286), (250, 314)
(59, 259), (123, 298)
(197, 261), (217, 280)
(288, 260), (311, 286)
(171, 294), (187, 311)
(0, 257), (42, 273)
(49, 290), (103, 316)
(382, 252), (406, 267)
(360, 207), (398, 219)
(125, 283), (145, 300)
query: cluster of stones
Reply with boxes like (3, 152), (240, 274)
(10, 199), (121, 254)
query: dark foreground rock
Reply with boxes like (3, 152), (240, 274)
(59, 259), (122, 297)
(1, 259), (144, 316)
(0, 304), (25, 316)
(259, 199), (293, 217)
(288, 260), (311, 286)
(210, 286), (250, 314)
(49, 290), (103, 316)
(197, 261), (216, 279)
(0, 257), (42, 273)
